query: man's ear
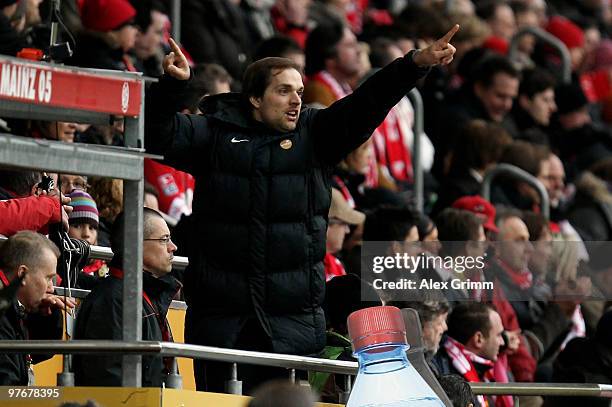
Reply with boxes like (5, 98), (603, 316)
(518, 94), (531, 111)
(471, 331), (485, 349)
(249, 96), (261, 109)
(16, 265), (28, 284)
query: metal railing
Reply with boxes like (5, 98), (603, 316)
(508, 27), (572, 84)
(407, 88), (424, 212)
(481, 163), (550, 219)
(0, 340), (611, 398)
(0, 236), (189, 271)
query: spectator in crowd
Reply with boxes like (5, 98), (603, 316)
(0, 170), (71, 236)
(254, 35), (306, 74)
(73, 208), (181, 387)
(303, 21), (362, 106)
(270, 0), (310, 48)
(325, 188), (365, 281)
(180, 0), (251, 82)
(249, 380), (316, 407)
(552, 81), (612, 177)
(451, 195), (500, 238)
(492, 140), (550, 210)
(434, 207), (486, 301)
(87, 177), (123, 247)
(435, 55), (520, 178)
(70, 0), (138, 71)
(490, 212), (577, 369)
(29, 121), (78, 143)
(567, 168), (612, 241)
(131, 4), (168, 77)
(145, 29), (458, 392)
(547, 310), (612, 407)
(438, 374), (476, 407)
(144, 182), (160, 211)
(432, 303), (507, 407)
(545, 16), (586, 73)
(508, 68), (557, 145)
(417, 213), (441, 256)
(0, 231), (74, 385)
(386, 297), (450, 358)
(66, 190), (108, 288)
(476, 0), (517, 43)
(434, 120), (511, 213)
(59, 174), (89, 195)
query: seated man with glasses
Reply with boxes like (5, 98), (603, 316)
(72, 208), (181, 387)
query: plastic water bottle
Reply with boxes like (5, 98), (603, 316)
(346, 306), (445, 407)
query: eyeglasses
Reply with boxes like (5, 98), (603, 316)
(144, 236), (173, 245)
(61, 178), (89, 191)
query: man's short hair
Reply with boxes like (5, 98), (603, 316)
(363, 206), (418, 242)
(436, 208), (483, 242)
(0, 170), (42, 197)
(248, 380), (315, 407)
(519, 68), (556, 99)
(110, 208), (165, 264)
(500, 140), (550, 176)
(242, 57), (302, 102)
(452, 119), (512, 171)
(438, 374), (476, 407)
(447, 303), (494, 344)
(0, 231), (59, 276)
(470, 55), (520, 89)
(304, 21), (345, 76)
(254, 35), (303, 61)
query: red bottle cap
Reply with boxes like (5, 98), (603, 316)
(347, 306), (407, 352)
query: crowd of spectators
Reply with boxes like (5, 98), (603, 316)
(1, 0), (612, 406)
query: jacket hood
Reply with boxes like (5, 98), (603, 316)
(198, 93), (253, 129)
(575, 172), (612, 204)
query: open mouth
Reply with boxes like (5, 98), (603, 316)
(285, 110), (299, 121)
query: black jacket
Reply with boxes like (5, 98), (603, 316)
(145, 53), (429, 356)
(73, 271), (181, 387)
(0, 302), (63, 385)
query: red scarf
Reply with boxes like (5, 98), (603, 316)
(0, 269), (9, 287)
(444, 337), (492, 407)
(332, 175), (356, 208)
(496, 258), (533, 290)
(310, 71), (351, 100)
(371, 100), (414, 183)
(82, 259), (108, 277)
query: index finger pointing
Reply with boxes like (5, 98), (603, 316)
(440, 24), (460, 44)
(168, 38), (183, 56)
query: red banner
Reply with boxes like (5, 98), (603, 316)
(0, 57), (143, 116)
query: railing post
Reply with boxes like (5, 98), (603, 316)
(408, 88), (424, 212)
(56, 355), (74, 386)
(289, 368), (296, 384)
(225, 363), (243, 395)
(339, 375), (352, 404)
(165, 358), (183, 389)
(481, 163), (550, 219)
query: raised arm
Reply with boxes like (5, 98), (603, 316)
(312, 25), (459, 165)
(145, 39), (211, 174)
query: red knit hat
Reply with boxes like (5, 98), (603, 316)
(546, 16), (584, 50)
(80, 0), (136, 32)
(482, 36), (509, 55)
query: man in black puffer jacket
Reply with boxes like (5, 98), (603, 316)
(145, 28), (459, 392)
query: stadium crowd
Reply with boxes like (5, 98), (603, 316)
(0, 0), (612, 406)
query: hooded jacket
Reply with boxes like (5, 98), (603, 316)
(145, 53), (429, 356)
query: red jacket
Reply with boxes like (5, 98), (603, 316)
(144, 159), (195, 221)
(0, 195), (61, 236)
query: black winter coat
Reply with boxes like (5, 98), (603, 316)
(0, 303), (63, 385)
(145, 53), (429, 356)
(73, 271), (181, 387)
